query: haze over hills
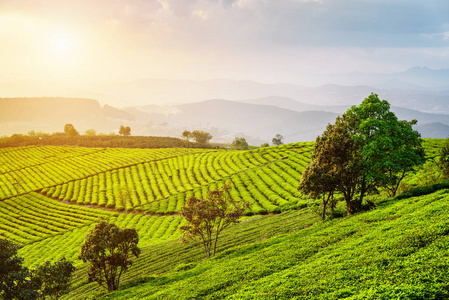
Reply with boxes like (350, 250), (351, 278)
(1, 94), (448, 143)
(1, 67), (449, 110)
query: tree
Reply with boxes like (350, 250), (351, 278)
(231, 137), (249, 150)
(180, 185), (249, 259)
(260, 143), (269, 148)
(298, 160), (337, 220)
(119, 125), (131, 136)
(190, 130), (212, 145)
(182, 130), (191, 142)
(78, 221), (140, 292)
(301, 93), (425, 214)
(0, 239), (41, 300)
(63, 124), (79, 137)
(34, 258), (75, 300)
(272, 134), (284, 146)
(438, 138), (449, 178)
(84, 129), (96, 136)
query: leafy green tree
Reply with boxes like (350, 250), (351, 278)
(34, 258), (75, 300)
(63, 124), (79, 137)
(180, 185), (249, 259)
(438, 138), (449, 178)
(260, 143), (269, 147)
(303, 93), (425, 214)
(182, 130), (191, 142)
(0, 239), (41, 300)
(231, 137), (249, 150)
(119, 125), (131, 136)
(298, 160), (337, 220)
(272, 134), (284, 146)
(190, 130), (212, 145)
(78, 221), (140, 292)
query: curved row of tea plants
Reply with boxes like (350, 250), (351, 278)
(18, 213), (188, 269)
(0, 146), (211, 199)
(39, 142), (314, 213)
(0, 192), (115, 245)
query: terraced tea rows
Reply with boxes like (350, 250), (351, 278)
(18, 212), (187, 268)
(0, 146), (210, 199)
(0, 192), (115, 245)
(40, 143), (314, 213)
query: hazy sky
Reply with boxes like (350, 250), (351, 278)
(1, 0), (449, 84)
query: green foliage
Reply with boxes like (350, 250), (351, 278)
(78, 221), (141, 292)
(181, 130), (191, 142)
(63, 124), (79, 137)
(272, 134), (284, 146)
(118, 125), (131, 136)
(190, 130), (212, 145)
(0, 239), (41, 300)
(298, 160), (337, 220)
(34, 258), (75, 300)
(180, 185), (249, 258)
(231, 137), (249, 150)
(260, 143), (269, 147)
(438, 138), (449, 178)
(305, 93), (425, 214)
(93, 189), (449, 299)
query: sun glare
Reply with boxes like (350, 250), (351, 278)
(49, 33), (74, 55)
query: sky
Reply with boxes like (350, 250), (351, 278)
(1, 0), (449, 84)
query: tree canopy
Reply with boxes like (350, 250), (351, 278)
(78, 221), (140, 292)
(190, 130), (212, 145)
(63, 124), (79, 137)
(231, 137), (249, 150)
(272, 134), (284, 146)
(0, 239), (41, 300)
(180, 185), (249, 258)
(300, 93), (425, 215)
(119, 125), (131, 136)
(34, 258), (75, 300)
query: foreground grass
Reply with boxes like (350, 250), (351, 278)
(82, 188), (449, 299)
(63, 209), (320, 299)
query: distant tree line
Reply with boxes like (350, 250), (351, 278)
(0, 124), (216, 149)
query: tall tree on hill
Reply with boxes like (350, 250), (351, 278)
(272, 134), (284, 146)
(190, 130), (212, 145)
(78, 221), (140, 292)
(182, 130), (191, 142)
(119, 125), (131, 136)
(180, 184), (249, 259)
(63, 124), (79, 137)
(300, 93), (425, 214)
(231, 137), (249, 150)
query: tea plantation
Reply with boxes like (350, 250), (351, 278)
(0, 139), (448, 299)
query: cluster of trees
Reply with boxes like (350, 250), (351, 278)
(1, 221), (141, 298)
(0, 239), (75, 299)
(0, 134), (206, 149)
(182, 130), (212, 145)
(298, 94), (425, 219)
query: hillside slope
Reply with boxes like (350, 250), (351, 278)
(96, 187), (449, 299)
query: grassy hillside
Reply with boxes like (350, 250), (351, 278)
(0, 139), (447, 299)
(75, 187), (449, 299)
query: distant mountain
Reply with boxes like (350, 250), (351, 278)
(1, 96), (448, 144)
(0, 98), (132, 136)
(326, 66), (449, 89)
(414, 123), (449, 139)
